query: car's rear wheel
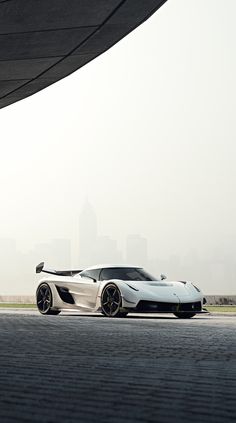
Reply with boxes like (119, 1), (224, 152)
(36, 283), (60, 315)
(101, 284), (125, 317)
(174, 312), (196, 319)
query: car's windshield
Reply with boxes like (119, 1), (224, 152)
(100, 267), (157, 281)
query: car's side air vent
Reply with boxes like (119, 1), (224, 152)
(56, 286), (75, 304)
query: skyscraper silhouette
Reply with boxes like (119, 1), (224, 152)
(79, 200), (98, 267)
(126, 234), (148, 266)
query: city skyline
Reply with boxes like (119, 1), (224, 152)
(0, 200), (235, 296)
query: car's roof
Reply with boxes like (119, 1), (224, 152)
(84, 264), (141, 271)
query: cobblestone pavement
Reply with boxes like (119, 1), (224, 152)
(0, 313), (235, 423)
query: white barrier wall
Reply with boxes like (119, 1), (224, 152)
(0, 296), (35, 303)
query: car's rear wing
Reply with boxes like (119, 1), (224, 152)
(36, 262), (82, 277)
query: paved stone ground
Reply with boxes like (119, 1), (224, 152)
(0, 312), (235, 423)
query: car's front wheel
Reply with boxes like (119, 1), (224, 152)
(174, 312), (196, 319)
(101, 283), (126, 317)
(36, 283), (60, 315)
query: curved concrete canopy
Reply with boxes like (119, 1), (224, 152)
(0, 0), (167, 109)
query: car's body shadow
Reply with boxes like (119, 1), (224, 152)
(61, 312), (211, 320)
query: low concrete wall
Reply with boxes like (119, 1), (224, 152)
(0, 296), (35, 304)
(205, 295), (236, 305)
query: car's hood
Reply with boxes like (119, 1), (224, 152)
(121, 280), (201, 302)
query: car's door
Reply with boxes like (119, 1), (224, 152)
(72, 269), (101, 309)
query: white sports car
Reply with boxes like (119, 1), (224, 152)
(36, 263), (207, 318)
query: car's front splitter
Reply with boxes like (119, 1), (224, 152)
(125, 300), (206, 314)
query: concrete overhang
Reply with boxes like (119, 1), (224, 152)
(0, 0), (167, 109)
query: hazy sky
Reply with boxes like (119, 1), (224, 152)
(0, 0), (236, 294)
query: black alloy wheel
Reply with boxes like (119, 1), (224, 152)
(36, 283), (60, 315)
(174, 312), (196, 319)
(101, 284), (125, 317)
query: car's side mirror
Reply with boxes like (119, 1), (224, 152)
(160, 274), (167, 280)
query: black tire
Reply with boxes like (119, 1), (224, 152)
(101, 283), (124, 317)
(174, 312), (196, 319)
(36, 283), (60, 315)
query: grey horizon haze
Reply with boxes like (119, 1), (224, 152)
(0, 0), (236, 295)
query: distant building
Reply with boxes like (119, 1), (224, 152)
(126, 234), (148, 266)
(78, 201), (124, 266)
(50, 239), (71, 268)
(78, 200), (98, 267)
(94, 236), (122, 264)
(31, 239), (71, 268)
